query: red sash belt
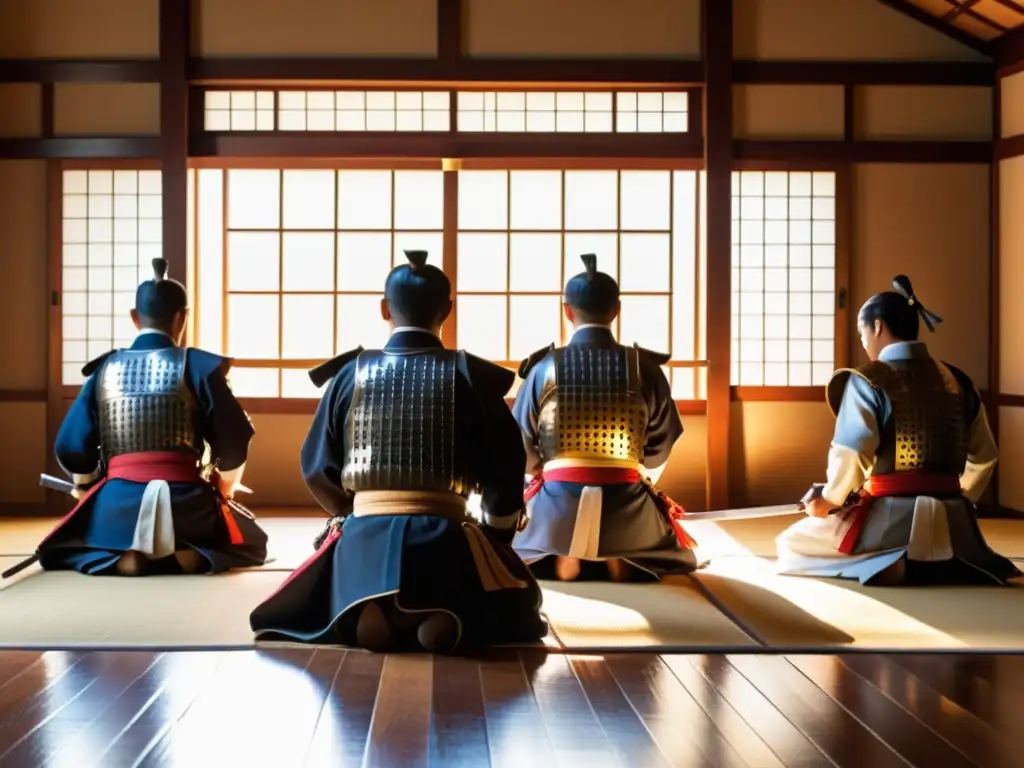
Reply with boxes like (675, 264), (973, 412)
(46, 451), (243, 547)
(525, 467), (640, 501)
(837, 471), (962, 554)
(524, 465), (696, 550)
(863, 473), (962, 498)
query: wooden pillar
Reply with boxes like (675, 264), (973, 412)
(159, 0), (190, 286)
(702, 0), (733, 511)
(988, 68), (1002, 508)
(437, 0), (462, 75)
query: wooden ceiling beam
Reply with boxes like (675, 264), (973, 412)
(993, 26), (1024, 67)
(0, 59), (994, 88)
(733, 59), (993, 84)
(188, 58), (704, 85)
(941, 0), (1007, 33)
(0, 137), (159, 158)
(874, 0), (993, 55)
(993, 0), (1024, 14)
(942, 0), (983, 21)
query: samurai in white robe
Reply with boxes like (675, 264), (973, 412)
(776, 275), (1020, 586)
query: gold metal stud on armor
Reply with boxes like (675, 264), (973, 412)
(853, 359), (969, 474)
(536, 346), (648, 463)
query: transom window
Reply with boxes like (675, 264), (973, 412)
(202, 89), (689, 135)
(204, 90), (451, 132)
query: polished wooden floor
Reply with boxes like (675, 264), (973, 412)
(1, 649), (1023, 767)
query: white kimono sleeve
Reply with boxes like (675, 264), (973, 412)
(960, 402), (998, 504)
(821, 376), (881, 508)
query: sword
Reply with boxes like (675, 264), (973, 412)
(680, 484), (845, 523)
(39, 474), (75, 494)
(4, 474), (70, 578)
(682, 503), (804, 523)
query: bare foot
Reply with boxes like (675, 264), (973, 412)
(871, 557), (906, 586)
(606, 558), (644, 583)
(554, 556), (581, 581)
(115, 551), (148, 577)
(175, 549), (205, 574)
(355, 601), (394, 652)
(416, 612), (460, 654)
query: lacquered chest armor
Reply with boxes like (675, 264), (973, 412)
(536, 345), (648, 464)
(341, 350), (470, 494)
(846, 358), (969, 475)
(95, 347), (202, 459)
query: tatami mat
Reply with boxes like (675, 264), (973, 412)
(692, 556), (1024, 651)
(0, 558), (287, 648)
(688, 515), (1024, 559)
(540, 576), (756, 650)
(0, 515), (325, 570)
(3, 515), (1023, 652)
(0, 558), (754, 651)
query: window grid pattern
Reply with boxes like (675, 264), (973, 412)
(456, 92), (614, 133)
(60, 170), (163, 386)
(276, 91), (451, 132)
(730, 170), (837, 387)
(616, 92), (689, 133)
(200, 169), (444, 398)
(204, 91), (276, 131)
(201, 90), (690, 134)
(456, 169), (702, 399)
(456, 91), (688, 134)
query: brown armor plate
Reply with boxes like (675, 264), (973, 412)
(830, 358), (969, 475)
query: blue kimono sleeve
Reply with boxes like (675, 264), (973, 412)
(187, 349), (255, 472)
(510, 362), (547, 477)
(299, 362), (356, 517)
(463, 355), (527, 531)
(640, 358), (683, 470)
(54, 375), (102, 481)
(832, 374), (885, 457)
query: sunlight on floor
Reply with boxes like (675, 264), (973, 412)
(701, 557), (967, 647)
(539, 589), (652, 636)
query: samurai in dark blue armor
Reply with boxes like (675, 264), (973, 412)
(19, 259), (268, 578)
(249, 250), (546, 654)
(511, 254), (698, 583)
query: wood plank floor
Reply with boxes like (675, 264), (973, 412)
(1, 650), (1023, 767)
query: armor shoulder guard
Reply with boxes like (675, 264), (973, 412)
(825, 361), (893, 417)
(186, 348), (233, 378)
(940, 361), (981, 419)
(518, 344), (555, 379)
(633, 343), (671, 366)
(464, 352), (517, 397)
(81, 349), (117, 378)
(309, 347), (364, 389)
(940, 362), (974, 395)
